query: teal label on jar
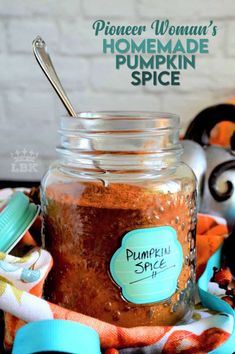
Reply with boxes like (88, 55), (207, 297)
(110, 226), (183, 304)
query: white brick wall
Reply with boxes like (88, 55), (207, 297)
(227, 21), (235, 57)
(0, 0), (234, 180)
(82, 0), (135, 18)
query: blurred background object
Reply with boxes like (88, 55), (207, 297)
(210, 121), (235, 147)
(181, 140), (207, 208)
(184, 104), (235, 229)
(209, 100), (235, 147)
(0, 0), (235, 181)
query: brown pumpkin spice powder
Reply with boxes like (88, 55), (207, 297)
(43, 179), (196, 327)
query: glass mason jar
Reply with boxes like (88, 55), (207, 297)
(41, 112), (197, 327)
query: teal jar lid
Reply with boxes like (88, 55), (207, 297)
(12, 320), (101, 354)
(0, 191), (40, 253)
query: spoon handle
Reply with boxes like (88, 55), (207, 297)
(32, 36), (77, 117)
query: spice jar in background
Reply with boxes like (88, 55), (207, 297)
(41, 112), (197, 327)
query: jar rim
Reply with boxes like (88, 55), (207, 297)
(58, 111), (182, 173)
(61, 111), (179, 121)
(60, 111), (180, 133)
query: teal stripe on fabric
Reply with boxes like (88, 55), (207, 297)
(198, 248), (235, 354)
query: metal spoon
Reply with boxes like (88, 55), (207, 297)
(32, 36), (77, 117)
